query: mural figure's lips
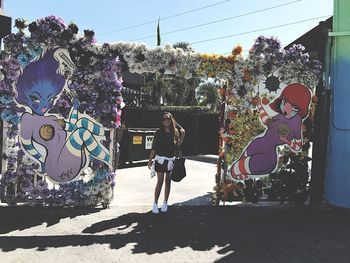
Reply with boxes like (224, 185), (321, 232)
(41, 108), (47, 113)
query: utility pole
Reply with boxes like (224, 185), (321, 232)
(324, 0), (350, 208)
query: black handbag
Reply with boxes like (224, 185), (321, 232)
(171, 149), (186, 182)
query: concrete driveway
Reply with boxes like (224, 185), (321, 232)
(111, 155), (218, 208)
(2, 155), (350, 263)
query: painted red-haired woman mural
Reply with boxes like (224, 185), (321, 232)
(230, 83), (311, 180)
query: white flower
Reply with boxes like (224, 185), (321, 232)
(5, 138), (16, 147)
(90, 187), (99, 195)
(84, 187), (92, 196)
(22, 155), (36, 166)
(5, 146), (19, 158)
(82, 167), (94, 182)
(184, 72), (192, 80)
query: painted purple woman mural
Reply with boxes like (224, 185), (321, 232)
(230, 83), (311, 180)
(16, 48), (112, 183)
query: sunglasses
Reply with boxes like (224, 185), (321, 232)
(163, 117), (171, 121)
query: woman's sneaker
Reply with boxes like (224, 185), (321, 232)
(152, 202), (159, 214)
(160, 202), (168, 213)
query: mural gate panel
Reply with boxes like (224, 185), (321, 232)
(0, 16), (321, 207)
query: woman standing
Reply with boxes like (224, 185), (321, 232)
(148, 112), (185, 214)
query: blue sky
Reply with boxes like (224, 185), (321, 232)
(4, 0), (333, 54)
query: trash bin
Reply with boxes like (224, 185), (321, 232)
(119, 128), (158, 165)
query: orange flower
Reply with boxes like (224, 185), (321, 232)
(227, 111), (237, 119)
(218, 88), (225, 96)
(242, 68), (252, 82)
(232, 45), (243, 56)
(251, 97), (259, 106)
(262, 97), (269, 105)
(228, 129), (236, 135)
(222, 137), (229, 142)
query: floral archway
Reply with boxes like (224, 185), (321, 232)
(0, 16), (321, 207)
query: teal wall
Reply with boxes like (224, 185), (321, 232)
(325, 0), (350, 207)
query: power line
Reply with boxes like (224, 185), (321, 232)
(131, 0), (302, 42)
(98, 0), (232, 36)
(190, 15), (331, 45)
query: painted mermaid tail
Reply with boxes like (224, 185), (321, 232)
(67, 127), (112, 168)
(65, 101), (111, 167)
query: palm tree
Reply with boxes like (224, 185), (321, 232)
(173, 41), (193, 52)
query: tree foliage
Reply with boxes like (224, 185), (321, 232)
(142, 42), (201, 106)
(196, 81), (220, 111)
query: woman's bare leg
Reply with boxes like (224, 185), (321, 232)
(164, 172), (171, 203)
(154, 172), (164, 204)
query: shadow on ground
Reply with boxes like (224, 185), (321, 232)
(0, 206), (102, 235)
(173, 192), (213, 206)
(1, 206), (350, 262)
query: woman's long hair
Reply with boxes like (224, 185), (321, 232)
(159, 112), (180, 143)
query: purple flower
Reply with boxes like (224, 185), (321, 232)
(28, 21), (38, 33)
(0, 82), (11, 92)
(0, 60), (10, 70)
(30, 188), (40, 199)
(35, 180), (48, 191)
(309, 60), (322, 73)
(15, 167), (25, 177)
(6, 70), (19, 81)
(4, 195), (17, 206)
(101, 102), (112, 113)
(16, 192), (27, 202)
(0, 186), (5, 198)
(17, 149), (25, 159)
(20, 179), (34, 192)
(50, 188), (62, 198)
(108, 172), (116, 187)
(1, 174), (14, 184)
(8, 58), (21, 70)
(40, 188), (51, 199)
(8, 172), (18, 183)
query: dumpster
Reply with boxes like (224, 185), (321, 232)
(119, 128), (158, 165)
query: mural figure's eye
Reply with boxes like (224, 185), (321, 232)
(30, 96), (40, 103)
(280, 98), (285, 111)
(292, 106), (300, 113)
